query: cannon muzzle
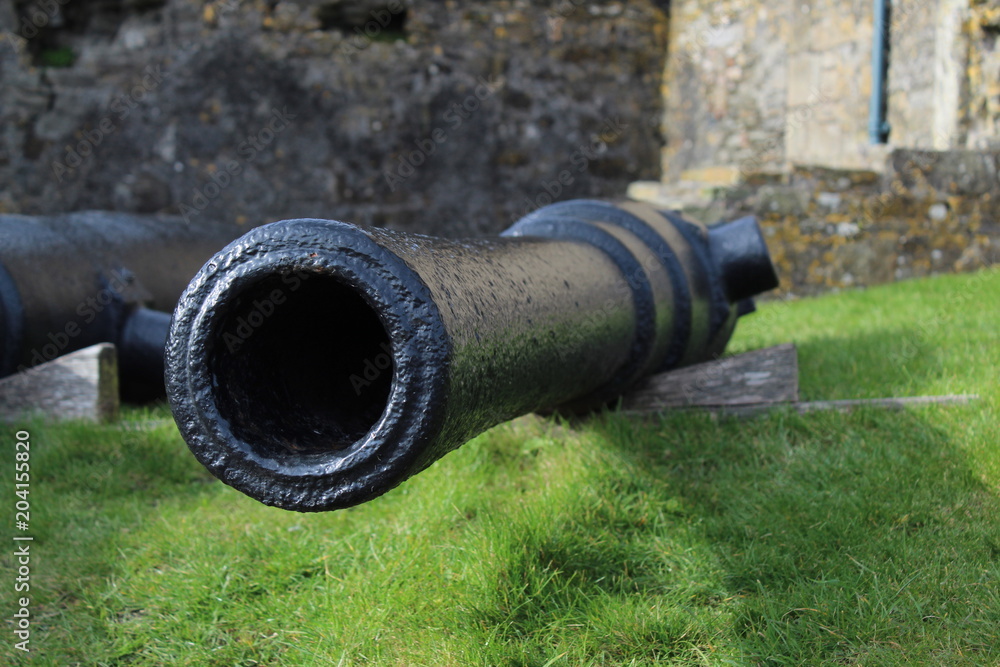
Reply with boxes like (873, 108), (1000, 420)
(166, 200), (778, 511)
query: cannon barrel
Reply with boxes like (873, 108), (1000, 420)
(165, 200), (779, 511)
(0, 212), (247, 400)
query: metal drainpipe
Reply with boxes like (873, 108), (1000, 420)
(869, 0), (891, 144)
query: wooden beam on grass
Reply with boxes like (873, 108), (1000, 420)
(792, 394), (980, 413)
(620, 343), (799, 412)
(698, 395), (980, 418)
(620, 344), (978, 418)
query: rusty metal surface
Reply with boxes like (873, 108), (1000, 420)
(165, 200), (778, 511)
(0, 211), (247, 399)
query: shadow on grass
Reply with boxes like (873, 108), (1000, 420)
(467, 405), (999, 665)
(772, 327), (946, 401)
(591, 408), (1000, 663)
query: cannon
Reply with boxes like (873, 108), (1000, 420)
(165, 199), (779, 511)
(0, 212), (247, 401)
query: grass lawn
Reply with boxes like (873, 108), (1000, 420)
(2, 267), (998, 666)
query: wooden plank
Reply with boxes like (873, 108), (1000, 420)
(620, 343), (799, 413)
(0, 343), (119, 423)
(792, 395), (980, 414)
(648, 395), (980, 419)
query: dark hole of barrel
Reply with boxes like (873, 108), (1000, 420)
(209, 273), (393, 459)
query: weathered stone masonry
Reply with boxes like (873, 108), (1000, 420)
(638, 0), (998, 296)
(1, 0), (668, 236)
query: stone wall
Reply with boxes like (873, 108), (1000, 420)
(885, 0), (999, 152)
(633, 149), (999, 296)
(662, 0), (886, 179)
(661, 0), (790, 181)
(662, 0), (1000, 178)
(965, 0), (1000, 149)
(885, 0), (943, 149)
(783, 0), (883, 171)
(0, 0), (668, 236)
(652, 0), (998, 297)
(4, 0), (995, 298)
(751, 151), (998, 295)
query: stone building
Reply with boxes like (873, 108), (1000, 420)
(656, 0), (999, 177)
(632, 0), (998, 294)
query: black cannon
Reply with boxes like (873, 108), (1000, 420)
(0, 212), (246, 401)
(166, 199), (779, 511)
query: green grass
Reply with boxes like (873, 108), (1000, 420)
(2, 267), (999, 666)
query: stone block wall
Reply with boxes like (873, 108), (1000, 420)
(652, 0), (997, 297)
(887, 0), (953, 149)
(4, 0), (995, 298)
(885, 0), (1000, 152)
(662, 0), (1000, 177)
(635, 149), (998, 296)
(752, 152), (999, 295)
(0, 0), (668, 237)
(965, 0), (1000, 149)
(661, 0), (790, 180)
(783, 0), (883, 171)
(662, 0), (886, 179)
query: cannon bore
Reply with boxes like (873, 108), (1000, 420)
(166, 200), (779, 511)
